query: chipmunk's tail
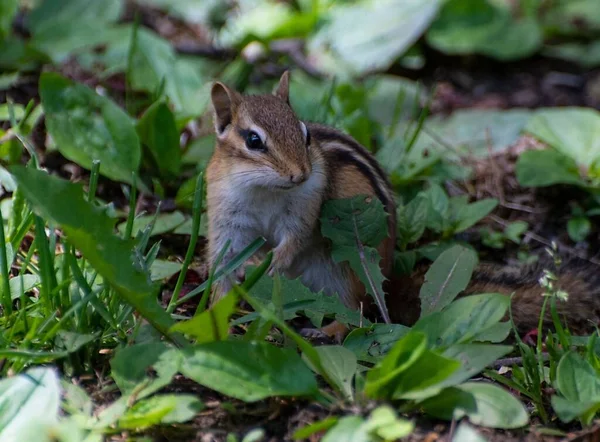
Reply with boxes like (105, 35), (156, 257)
(387, 255), (600, 335)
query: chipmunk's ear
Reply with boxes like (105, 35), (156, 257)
(211, 82), (241, 136)
(274, 70), (290, 104)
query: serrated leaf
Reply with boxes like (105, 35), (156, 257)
(39, 72), (141, 185)
(9, 166), (176, 338)
(180, 341), (318, 402)
(234, 268), (368, 328)
(321, 195), (390, 322)
(419, 245), (478, 316)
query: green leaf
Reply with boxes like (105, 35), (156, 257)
(118, 394), (203, 429)
(170, 293), (237, 343)
(516, 149), (584, 187)
(180, 341), (318, 402)
(309, 0), (442, 76)
(293, 417), (338, 440)
(0, 0), (18, 39)
(440, 344), (513, 388)
(452, 422), (487, 442)
(136, 101), (181, 177)
(452, 199), (498, 233)
(567, 216), (592, 243)
(27, 0), (123, 62)
(321, 195), (390, 321)
(149, 259), (183, 282)
(110, 343), (181, 396)
(419, 245), (478, 316)
(117, 212), (187, 238)
(363, 406), (414, 440)
(234, 271), (368, 328)
(343, 324), (410, 363)
(39, 72), (141, 184)
(397, 194), (428, 248)
(322, 416), (366, 442)
(9, 274), (40, 300)
(526, 108), (600, 169)
(306, 346), (357, 401)
(0, 367), (60, 440)
(556, 351), (600, 402)
(9, 166), (177, 338)
(551, 395), (600, 425)
(421, 382), (529, 429)
(413, 293), (510, 349)
(504, 221), (528, 244)
(365, 331), (427, 398)
(427, 0), (541, 61)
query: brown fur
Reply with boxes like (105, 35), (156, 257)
(388, 257), (600, 336)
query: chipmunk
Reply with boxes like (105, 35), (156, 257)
(206, 71), (396, 338)
(206, 71), (600, 339)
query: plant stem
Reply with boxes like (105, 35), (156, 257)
(167, 173), (204, 313)
(0, 214), (12, 317)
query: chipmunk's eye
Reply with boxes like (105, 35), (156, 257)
(245, 131), (265, 151)
(300, 121), (310, 149)
(305, 128), (311, 148)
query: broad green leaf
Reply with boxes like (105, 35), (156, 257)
(306, 346), (357, 401)
(421, 382), (529, 429)
(556, 351), (600, 403)
(170, 293), (237, 343)
(568, 216), (592, 242)
(419, 245), (478, 316)
(365, 331), (427, 398)
(180, 341), (318, 402)
(343, 324), (410, 363)
(452, 422), (487, 442)
(9, 274), (40, 300)
(61, 381), (92, 417)
(526, 108), (600, 169)
(397, 194), (428, 248)
(149, 259), (183, 282)
(309, 0), (442, 76)
(322, 416), (367, 442)
(0, 367), (60, 440)
(390, 350), (461, 400)
(544, 42), (600, 69)
(39, 72), (141, 184)
(9, 167), (177, 337)
(322, 406), (414, 442)
(452, 199), (498, 233)
(27, 0), (123, 62)
(515, 149), (584, 187)
(137, 101), (181, 177)
(440, 344), (512, 388)
(363, 406), (414, 440)
(413, 293), (510, 349)
(427, 0), (541, 60)
(110, 343), (180, 396)
(117, 212), (187, 238)
(118, 394), (203, 429)
(321, 195), (390, 321)
(551, 395), (600, 425)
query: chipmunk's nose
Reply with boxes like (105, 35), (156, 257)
(290, 172), (307, 184)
